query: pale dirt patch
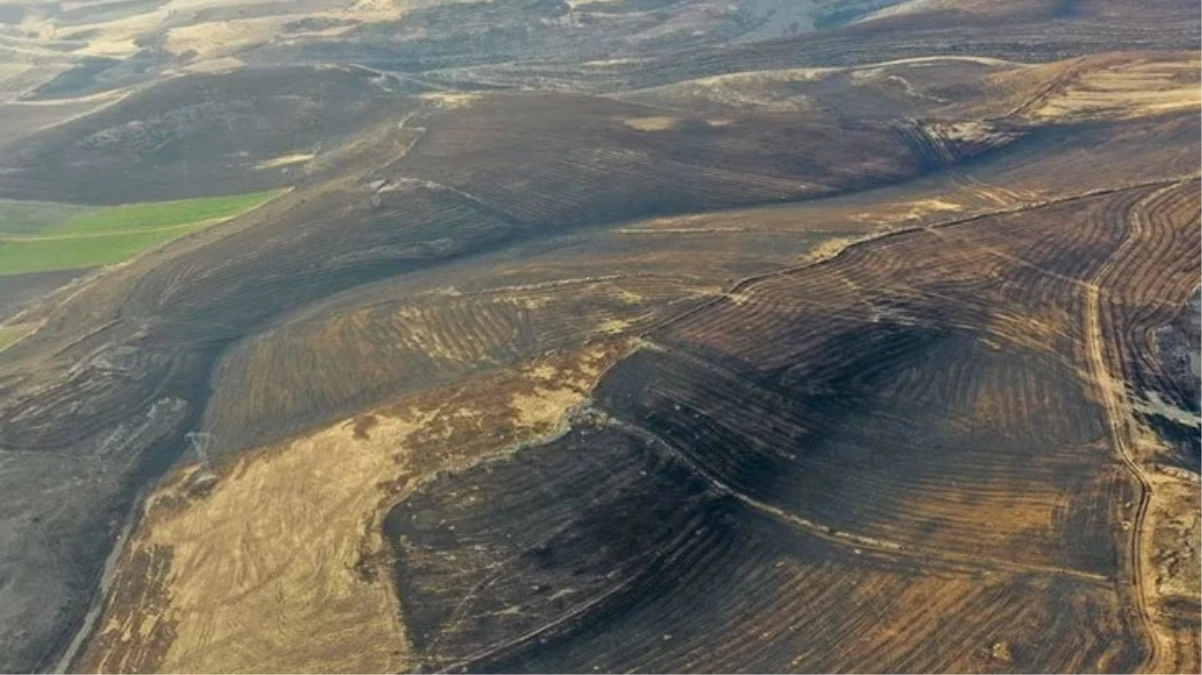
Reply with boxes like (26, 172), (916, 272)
(512, 346), (620, 430)
(581, 57), (644, 68)
(254, 153), (316, 170)
(847, 197), (964, 226)
(853, 55), (1020, 69)
(797, 235), (877, 265)
(79, 341), (634, 674)
(1147, 474), (1200, 600)
(0, 321), (38, 352)
(93, 413), (422, 674)
(623, 116), (680, 131)
(529, 363), (561, 380)
(53, 9), (167, 59)
(929, 120), (998, 143)
(165, 17), (291, 60)
(417, 91), (483, 109)
(616, 290), (643, 304)
(1142, 466), (1202, 671)
(860, 0), (995, 22)
(37, 1), (414, 63)
(596, 317), (635, 334)
(899, 198), (964, 220)
(1035, 60), (1201, 120)
(510, 387), (588, 431)
(518, 294), (553, 310)
(996, 53), (1201, 122)
(565, 0), (623, 6)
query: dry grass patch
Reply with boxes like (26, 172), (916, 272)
(0, 322), (36, 352)
(254, 153), (316, 170)
(417, 92), (483, 109)
(997, 53), (1201, 121)
(622, 116), (680, 131)
(78, 340), (635, 674)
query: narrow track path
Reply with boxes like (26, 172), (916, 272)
(1082, 181), (1190, 672)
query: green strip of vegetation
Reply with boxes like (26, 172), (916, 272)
(49, 191), (279, 236)
(0, 190), (280, 276)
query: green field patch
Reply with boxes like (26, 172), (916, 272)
(0, 190), (280, 276)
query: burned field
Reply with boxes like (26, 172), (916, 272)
(384, 181), (1200, 673)
(0, 1), (1198, 673)
(58, 117), (1202, 673)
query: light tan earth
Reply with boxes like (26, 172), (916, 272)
(78, 341), (635, 674)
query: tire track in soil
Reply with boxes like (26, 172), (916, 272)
(1082, 181), (1192, 673)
